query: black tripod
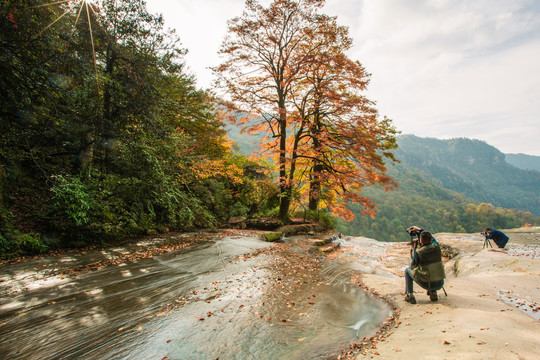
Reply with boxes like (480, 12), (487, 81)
(482, 233), (493, 249)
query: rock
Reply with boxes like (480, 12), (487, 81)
(228, 217), (247, 229)
(263, 232), (282, 242)
(279, 224), (322, 236)
(244, 217), (281, 230)
(156, 226), (170, 234)
(307, 239), (327, 246)
(319, 242), (340, 253)
(146, 229), (158, 236)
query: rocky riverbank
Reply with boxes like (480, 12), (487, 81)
(331, 228), (540, 359)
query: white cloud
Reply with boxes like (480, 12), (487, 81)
(339, 0), (540, 155)
(145, 0), (540, 155)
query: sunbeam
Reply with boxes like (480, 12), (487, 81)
(23, 0), (105, 111)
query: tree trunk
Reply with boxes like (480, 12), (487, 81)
(308, 163), (322, 211)
(278, 98), (290, 223)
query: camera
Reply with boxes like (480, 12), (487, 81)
(480, 232), (487, 237)
(407, 228), (422, 237)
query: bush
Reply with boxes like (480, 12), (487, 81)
(0, 231), (53, 259)
(294, 209), (337, 231)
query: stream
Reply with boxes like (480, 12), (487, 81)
(0, 232), (392, 359)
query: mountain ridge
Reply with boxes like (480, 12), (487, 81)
(505, 153), (540, 172)
(393, 135), (540, 216)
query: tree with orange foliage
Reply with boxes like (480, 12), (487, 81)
(215, 0), (397, 223)
(292, 47), (398, 220)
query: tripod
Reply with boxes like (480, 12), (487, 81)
(483, 235), (493, 249)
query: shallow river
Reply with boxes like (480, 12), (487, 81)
(0, 233), (391, 359)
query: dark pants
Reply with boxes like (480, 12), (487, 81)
(405, 267), (444, 294)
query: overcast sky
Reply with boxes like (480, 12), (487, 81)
(146, 0), (540, 156)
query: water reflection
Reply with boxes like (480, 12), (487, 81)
(0, 233), (390, 359)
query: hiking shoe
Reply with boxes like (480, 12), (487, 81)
(429, 290), (438, 302)
(405, 293), (416, 304)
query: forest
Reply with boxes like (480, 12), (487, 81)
(0, 0), (275, 257)
(1, 0), (537, 258)
(338, 164), (539, 242)
(0, 0), (399, 258)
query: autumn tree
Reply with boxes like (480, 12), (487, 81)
(215, 0), (397, 223)
(292, 50), (398, 221)
(215, 0), (340, 222)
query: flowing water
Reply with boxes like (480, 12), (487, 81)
(0, 233), (391, 359)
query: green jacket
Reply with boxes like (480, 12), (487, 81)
(411, 242), (446, 284)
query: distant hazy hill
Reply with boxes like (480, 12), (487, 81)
(394, 135), (540, 216)
(505, 153), (540, 172)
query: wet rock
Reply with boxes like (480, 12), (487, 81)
(263, 232), (282, 242)
(308, 239), (327, 246)
(319, 242), (340, 253)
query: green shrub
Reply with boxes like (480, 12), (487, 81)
(294, 209), (337, 231)
(16, 232), (47, 254)
(50, 174), (92, 227)
(0, 231), (51, 258)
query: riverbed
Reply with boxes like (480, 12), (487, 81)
(0, 231), (392, 359)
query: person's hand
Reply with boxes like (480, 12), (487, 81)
(408, 225), (421, 232)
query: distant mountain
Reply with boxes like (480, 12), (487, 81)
(505, 153), (540, 172)
(340, 135), (539, 241)
(394, 135), (540, 216)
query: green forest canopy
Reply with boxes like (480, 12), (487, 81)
(0, 0), (282, 258)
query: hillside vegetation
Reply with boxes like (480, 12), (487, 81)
(395, 135), (540, 216)
(338, 135), (540, 241)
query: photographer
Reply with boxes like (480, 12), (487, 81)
(484, 228), (509, 249)
(404, 226), (446, 304)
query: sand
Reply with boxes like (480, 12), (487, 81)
(341, 229), (540, 359)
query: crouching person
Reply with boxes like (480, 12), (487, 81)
(405, 228), (446, 304)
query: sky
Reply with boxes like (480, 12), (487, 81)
(145, 0), (540, 156)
